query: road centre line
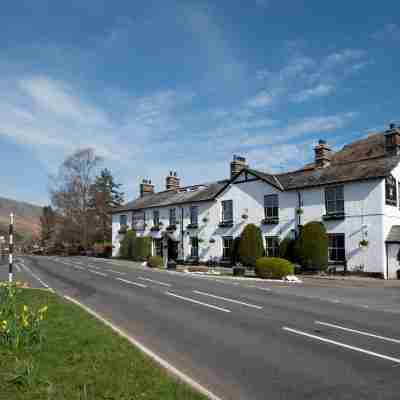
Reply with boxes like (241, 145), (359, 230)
(315, 321), (400, 344)
(88, 269), (108, 277)
(193, 290), (263, 310)
(116, 278), (147, 288)
(138, 277), (171, 287)
(165, 292), (231, 313)
(283, 327), (400, 364)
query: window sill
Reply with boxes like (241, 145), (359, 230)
(386, 200), (397, 206)
(219, 221), (233, 228)
(261, 218), (279, 225)
(186, 223), (198, 229)
(323, 213), (345, 221)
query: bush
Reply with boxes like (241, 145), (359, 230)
(133, 236), (152, 261)
(255, 257), (294, 279)
(232, 237), (241, 264)
(279, 237), (297, 262)
(119, 230), (136, 259)
(238, 224), (264, 268)
(295, 221), (328, 270)
(148, 256), (164, 268)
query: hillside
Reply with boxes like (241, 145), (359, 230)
(0, 197), (42, 239)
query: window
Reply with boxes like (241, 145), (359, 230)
(154, 239), (163, 257)
(119, 214), (127, 226)
(153, 210), (159, 226)
(264, 194), (279, 221)
(190, 206), (198, 225)
(132, 212), (145, 230)
(169, 208), (176, 226)
(222, 200), (233, 222)
(265, 236), (279, 257)
(386, 175), (397, 206)
(328, 233), (345, 262)
(222, 236), (233, 260)
(325, 185), (344, 215)
(190, 237), (199, 258)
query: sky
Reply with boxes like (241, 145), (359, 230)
(1, 1), (400, 205)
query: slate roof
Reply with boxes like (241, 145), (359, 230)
(386, 226), (400, 243)
(112, 132), (400, 214)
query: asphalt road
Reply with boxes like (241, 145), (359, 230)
(2, 256), (400, 400)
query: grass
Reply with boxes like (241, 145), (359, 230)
(0, 289), (208, 400)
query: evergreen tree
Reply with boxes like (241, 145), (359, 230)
(238, 224), (265, 268)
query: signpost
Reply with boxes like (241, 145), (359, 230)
(9, 213), (14, 282)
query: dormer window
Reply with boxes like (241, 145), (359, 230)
(386, 175), (397, 206)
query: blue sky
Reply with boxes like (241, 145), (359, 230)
(1, 1), (400, 205)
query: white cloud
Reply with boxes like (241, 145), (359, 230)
(246, 90), (274, 108)
(291, 84), (335, 103)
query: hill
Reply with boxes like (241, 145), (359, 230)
(0, 197), (42, 240)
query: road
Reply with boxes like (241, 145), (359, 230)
(1, 255), (400, 400)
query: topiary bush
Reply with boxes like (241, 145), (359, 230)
(238, 224), (264, 268)
(148, 256), (164, 268)
(255, 257), (294, 279)
(119, 230), (136, 259)
(232, 237), (241, 264)
(279, 237), (297, 263)
(133, 236), (152, 261)
(295, 221), (328, 270)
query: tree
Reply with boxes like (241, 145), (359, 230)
(51, 148), (102, 248)
(238, 224), (264, 268)
(295, 221), (328, 270)
(89, 168), (124, 242)
(120, 230), (136, 259)
(40, 206), (57, 245)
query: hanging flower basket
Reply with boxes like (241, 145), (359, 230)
(202, 217), (209, 223)
(241, 214), (248, 220)
(197, 238), (204, 244)
(296, 208), (304, 215)
(359, 239), (369, 247)
(209, 238), (216, 244)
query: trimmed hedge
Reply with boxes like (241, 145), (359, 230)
(279, 237), (297, 262)
(148, 256), (164, 268)
(119, 230), (136, 259)
(133, 236), (152, 261)
(255, 257), (294, 279)
(232, 237), (241, 264)
(295, 221), (328, 270)
(238, 224), (264, 268)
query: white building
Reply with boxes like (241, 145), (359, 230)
(112, 125), (400, 279)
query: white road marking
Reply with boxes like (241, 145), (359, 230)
(256, 287), (272, 292)
(15, 264), (21, 272)
(107, 269), (126, 275)
(193, 290), (263, 310)
(165, 291), (231, 313)
(283, 327), (400, 364)
(20, 264), (54, 292)
(116, 278), (147, 288)
(88, 269), (108, 277)
(74, 265), (85, 271)
(138, 277), (171, 287)
(315, 321), (400, 344)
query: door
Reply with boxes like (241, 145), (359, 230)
(168, 239), (178, 261)
(387, 243), (400, 279)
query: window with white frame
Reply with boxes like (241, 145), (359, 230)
(264, 194), (279, 221)
(328, 233), (345, 262)
(221, 200), (233, 222)
(265, 236), (279, 257)
(154, 238), (163, 257)
(386, 175), (397, 206)
(169, 208), (176, 225)
(190, 206), (198, 225)
(190, 237), (199, 258)
(119, 214), (127, 226)
(132, 212), (145, 230)
(325, 185), (344, 215)
(222, 236), (233, 260)
(153, 210), (159, 226)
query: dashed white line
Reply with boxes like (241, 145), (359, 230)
(315, 321), (400, 344)
(138, 277), (171, 287)
(88, 269), (108, 277)
(107, 269), (126, 275)
(193, 290), (263, 310)
(74, 265), (85, 271)
(165, 291), (231, 313)
(283, 326), (400, 364)
(116, 278), (147, 288)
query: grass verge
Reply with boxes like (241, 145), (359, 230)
(0, 289), (208, 400)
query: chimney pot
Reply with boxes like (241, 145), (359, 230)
(230, 155), (248, 179)
(166, 171), (180, 190)
(314, 140), (331, 168)
(140, 178), (154, 197)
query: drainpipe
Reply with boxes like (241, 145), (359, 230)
(180, 207), (184, 261)
(297, 191), (302, 234)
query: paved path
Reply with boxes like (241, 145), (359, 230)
(3, 256), (400, 400)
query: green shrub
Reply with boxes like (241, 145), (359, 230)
(148, 256), (164, 268)
(295, 221), (328, 270)
(279, 237), (297, 262)
(133, 236), (152, 261)
(119, 230), (136, 259)
(238, 224), (264, 267)
(255, 257), (294, 279)
(232, 237), (241, 264)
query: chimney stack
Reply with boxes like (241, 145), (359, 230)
(140, 179), (154, 197)
(166, 171), (180, 190)
(230, 155), (248, 179)
(314, 139), (332, 168)
(384, 123), (400, 156)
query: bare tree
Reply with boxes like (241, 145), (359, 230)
(51, 148), (102, 248)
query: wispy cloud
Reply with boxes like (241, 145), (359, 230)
(246, 90), (274, 108)
(291, 84), (335, 103)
